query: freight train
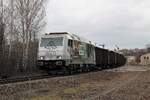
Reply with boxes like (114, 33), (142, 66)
(37, 32), (126, 73)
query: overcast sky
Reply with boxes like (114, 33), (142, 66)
(45, 0), (150, 49)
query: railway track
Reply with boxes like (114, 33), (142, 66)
(0, 74), (52, 85)
(0, 66), (118, 85)
(0, 69), (81, 85)
(0, 67), (72, 85)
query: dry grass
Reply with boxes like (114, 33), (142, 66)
(0, 66), (150, 100)
(30, 95), (61, 100)
(63, 83), (90, 94)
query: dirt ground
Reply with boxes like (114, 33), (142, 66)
(0, 65), (150, 100)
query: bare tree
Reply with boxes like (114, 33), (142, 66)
(0, 0), (46, 77)
(15, 0), (46, 71)
(0, 0), (10, 77)
(7, 0), (14, 57)
(0, 0), (4, 56)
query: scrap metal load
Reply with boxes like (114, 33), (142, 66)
(37, 32), (126, 72)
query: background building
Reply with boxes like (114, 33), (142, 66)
(126, 56), (136, 65)
(140, 53), (150, 66)
(146, 44), (150, 53)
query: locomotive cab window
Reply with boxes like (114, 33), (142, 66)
(68, 39), (73, 47)
(40, 37), (63, 47)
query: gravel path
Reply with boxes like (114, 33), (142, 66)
(0, 65), (150, 100)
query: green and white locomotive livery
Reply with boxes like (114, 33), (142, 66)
(37, 32), (96, 70)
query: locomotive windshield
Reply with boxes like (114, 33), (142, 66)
(40, 37), (63, 47)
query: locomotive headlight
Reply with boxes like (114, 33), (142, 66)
(40, 56), (44, 60)
(57, 56), (62, 60)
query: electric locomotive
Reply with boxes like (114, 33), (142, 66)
(37, 32), (96, 70)
(37, 32), (126, 71)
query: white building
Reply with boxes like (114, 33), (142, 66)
(140, 53), (150, 65)
(127, 56), (136, 65)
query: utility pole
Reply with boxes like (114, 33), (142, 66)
(115, 45), (119, 51)
(114, 45), (120, 65)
